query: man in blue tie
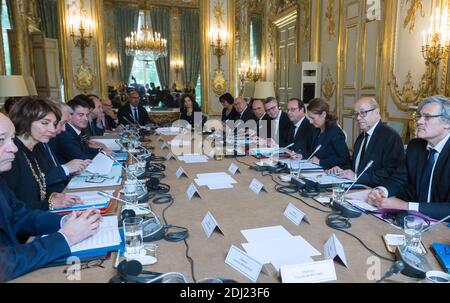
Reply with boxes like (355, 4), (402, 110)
(0, 112), (103, 282)
(118, 90), (151, 126)
(368, 96), (450, 220)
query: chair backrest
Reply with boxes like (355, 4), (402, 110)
(385, 120), (406, 140)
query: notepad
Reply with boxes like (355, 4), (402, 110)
(70, 216), (121, 253)
(50, 190), (114, 213)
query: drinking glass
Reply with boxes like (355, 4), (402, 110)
(123, 217), (144, 256)
(290, 158), (301, 178)
(332, 183), (345, 204)
(403, 215), (425, 254)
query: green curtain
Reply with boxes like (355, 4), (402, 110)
(150, 7), (171, 88)
(180, 9), (200, 90)
(251, 14), (262, 62)
(37, 0), (59, 39)
(113, 5), (139, 83)
(5, 0), (12, 26)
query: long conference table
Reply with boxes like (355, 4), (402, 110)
(11, 133), (450, 283)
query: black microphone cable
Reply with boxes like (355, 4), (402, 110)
(233, 156), (252, 167)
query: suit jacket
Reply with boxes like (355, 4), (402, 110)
(311, 123), (351, 169)
(256, 113), (272, 139)
(51, 124), (99, 163)
(383, 138), (450, 220)
(287, 117), (315, 157)
(118, 104), (151, 126)
(0, 178), (70, 282)
(33, 143), (68, 193)
(2, 138), (50, 210)
(351, 122), (406, 188)
(180, 110), (207, 128)
(271, 111), (292, 148)
(235, 107), (256, 123)
(86, 118), (105, 137)
(104, 115), (119, 131)
(221, 107), (238, 122)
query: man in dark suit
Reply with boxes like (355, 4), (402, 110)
(87, 95), (105, 136)
(285, 98), (315, 158)
(0, 112), (102, 282)
(368, 96), (450, 220)
(251, 99), (272, 138)
(101, 98), (122, 131)
(35, 103), (91, 193)
(233, 97), (256, 123)
(51, 98), (101, 162)
(264, 97), (292, 147)
(118, 90), (151, 126)
(328, 97), (405, 187)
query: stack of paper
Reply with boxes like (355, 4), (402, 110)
(241, 225), (321, 271)
(66, 165), (122, 189)
(156, 127), (185, 135)
(50, 190), (115, 213)
(178, 154), (209, 163)
(86, 153), (114, 175)
(90, 139), (121, 151)
(71, 216), (121, 253)
(194, 172), (237, 190)
(278, 159), (323, 171)
(301, 172), (352, 185)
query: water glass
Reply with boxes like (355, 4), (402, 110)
(124, 180), (138, 205)
(290, 159), (301, 178)
(332, 183), (345, 204)
(403, 215), (425, 254)
(123, 217), (144, 256)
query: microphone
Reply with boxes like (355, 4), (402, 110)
(123, 116), (142, 129)
(98, 190), (151, 214)
(421, 214), (450, 233)
(332, 160), (374, 218)
(342, 160), (374, 197)
(115, 139), (141, 163)
(376, 261), (405, 283)
(306, 144), (322, 161)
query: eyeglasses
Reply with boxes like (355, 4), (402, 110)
(287, 107), (299, 112)
(414, 114), (443, 121)
(85, 174), (114, 183)
(352, 108), (376, 119)
(63, 259), (105, 274)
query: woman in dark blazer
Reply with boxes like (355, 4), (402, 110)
(4, 98), (82, 210)
(219, 93), (237, 122)
(306, 98), (350, 169)
(179, 93), (207, 128)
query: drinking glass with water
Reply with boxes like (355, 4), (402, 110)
(290, 158), (302, 178)
(403, 215), (425, 254)
(123, 217), (144, 257)
(332, 183), (345, 204)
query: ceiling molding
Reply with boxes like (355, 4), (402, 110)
(105, 0), (199, 9)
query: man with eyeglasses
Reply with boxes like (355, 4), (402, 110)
(368, 96), (450, 220)
(250, 98), (271, 138)
(118, 90), (151, 127)
(328, 97), (405, 187)
(0, 113), (103, 282)
(264, 97), (292, 147)
(284, 98), (315, 157)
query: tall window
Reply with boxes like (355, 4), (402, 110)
(249, 21), (256, 63)
(2, 0), (12, 75)
(128, 11), (160, 87)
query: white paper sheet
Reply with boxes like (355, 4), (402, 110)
(90, 139), (121, 151)
(301, 172), (352, 185)
(178, 154), (209, 163)
(86, 153), (114, 175)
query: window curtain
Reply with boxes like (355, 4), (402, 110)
(180, 9), (200, 90)
(5, 0), (12, 26)
(113, 5), (139, 83)
(251, 14), (262, 62)
(150, 8), (171, 88)
(37, 0), (59, 39)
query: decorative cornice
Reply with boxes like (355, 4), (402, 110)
(104, 0), (199, 9)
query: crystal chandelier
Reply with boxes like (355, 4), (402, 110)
(125, 14), (167, 61)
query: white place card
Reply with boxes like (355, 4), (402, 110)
(225, 245), (263, 283)
(160, 142), (169, 149)
(249, 178), (267, 194)
(208, 149), (216, 158)
(228, 163), (241, 175)
(165, 152), (175, 160)
(284, 203), (309, 226)
(280, 260), (337, 283)
(324, 234), (349, 268)
(157, 136), (164, 142)
(201, 211), (224, 238)
(186, 183), (201, 200)
(176, 167), (188, 179)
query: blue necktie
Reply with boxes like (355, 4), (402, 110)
(44, 143), (58, 166)
(133, 107), (138, 123)
(418, 148), (437, 202)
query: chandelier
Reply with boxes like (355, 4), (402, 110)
(125, 18), (167, 61)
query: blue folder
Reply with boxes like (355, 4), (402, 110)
(432, 242), (450, 273)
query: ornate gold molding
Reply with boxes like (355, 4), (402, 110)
(322, 68), (336, 102)
(389, 71), (425, 112)
(210, 0), (227, 97)
(299, 0), (310, 43)
(402, 0), (424, 33)
(325, 0), (336, 40)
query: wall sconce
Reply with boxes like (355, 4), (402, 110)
(210, 28), (228, 96)
(421, 7), (449, 96)
(69, 9), (93, 63)
(171, 59), (184, 82)
(106, 51), (119, 77)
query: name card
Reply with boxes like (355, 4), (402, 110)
(324, 234), (349, 268)
(249, 178), (267, 194)
(225, 245), (263, 283)
(280, 260), (337, 283)
(176, 167), (188, 179)
(228, 163), (241, 175)
(284, 203), (309, 226)
(201, 211), (224, 238)
(186, 183), (201, 200)
(165, 152), (175, 160)
(157, 136), (164, 142)
(208, 149), (216, 158)
(160, 142), (169, 150)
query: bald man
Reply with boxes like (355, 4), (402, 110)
(328, 97), (405, 187)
